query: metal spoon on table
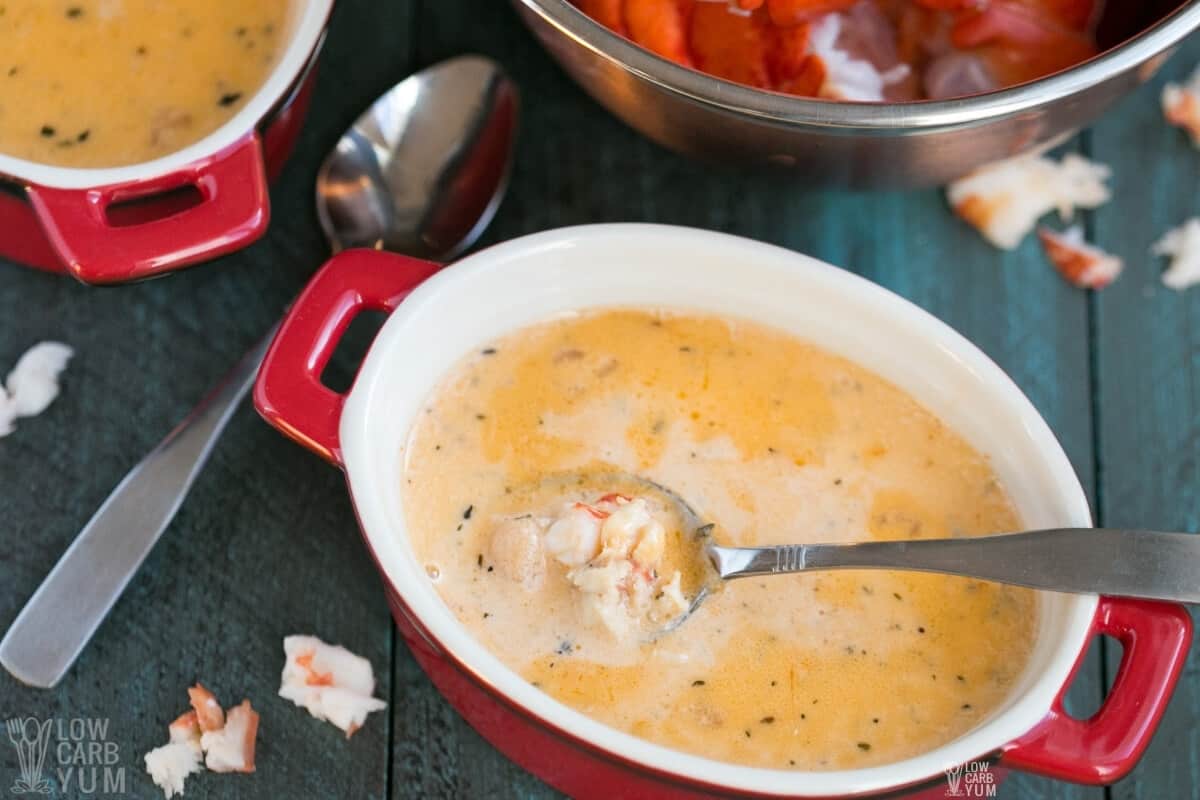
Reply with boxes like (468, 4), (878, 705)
(0, 55), (519, 689)
(543, 471), (1200, 639)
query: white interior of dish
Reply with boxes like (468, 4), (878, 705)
(341, 224), (1096, 797)
(0, 0), (333, 189)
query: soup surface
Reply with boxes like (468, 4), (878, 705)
(403, 309), (1036, 770)
(0, 0), (293, 168)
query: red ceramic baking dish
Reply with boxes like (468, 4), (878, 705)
(254, 226), (1192, 798)
(0, 0), (334, 285)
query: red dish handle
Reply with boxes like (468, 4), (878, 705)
(1002, 597), (1192, 784)
(25, 132), (269, 284)
(253, 249), (442, 466)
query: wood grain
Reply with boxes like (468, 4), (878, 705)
(1089, 34), (1200, 800)
(0, 0), (413, 797)
(1, 0), (1192, 797)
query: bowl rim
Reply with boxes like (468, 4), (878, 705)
(514, 0), (1200, 130)
(338, 223), (1098, 796)
(0, 0), (335, 189)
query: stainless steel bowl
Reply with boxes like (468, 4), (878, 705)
(513, 0), (1200, 187)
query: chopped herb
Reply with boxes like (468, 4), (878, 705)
(76, 129), (89, 142)
(872, 717), (880, 724)
(834, 478), (843, 485)
(481, 347), (497, 355)
(482, 612), (490, 618)
(743, 730), (751, 738)
(691, 680), (706, 687)
(893, 592), (902, 600)
(800, 713), (806, 720)
(40, 125), (55, 138)
(760, 716), (775, 724)
(475, 413), (486, 421)
(767, 447), (776, 454)
(56, 140), (74, 148)
(456, 523), (462, 532)
(679, 346), (692, 352)
(857, 742), (871, 751)
(556, 641), (573, 655)
(956, 675), (965, 682)
(434, 444), (442, 451)
(65, 6), (82, 18)
(463, 505), (474, 520)
(7, 67), (17, 77)
(476, 554), (483, 568)
(769, 680), (777, 686)
(549, 662), (555, 668)
(235, 25), (247, 36)
(917, 626), (926, 633)
(218, 91), (243, 107)
(789, 760), (796, 766)
(487, 566), (493, 572)
(961, 703), (972, 710)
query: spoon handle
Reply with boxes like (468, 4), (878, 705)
(710, 529), (1200, 603)
(0, 327), (275, 689)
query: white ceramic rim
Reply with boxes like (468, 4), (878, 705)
(0, 0), (334, 190)
(340, 224), (1097, 797)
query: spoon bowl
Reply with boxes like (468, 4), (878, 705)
(317, 55), (518, 257)
(528, 469), (1200, 639)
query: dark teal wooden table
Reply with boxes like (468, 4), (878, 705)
(2, 1), (1198, 798)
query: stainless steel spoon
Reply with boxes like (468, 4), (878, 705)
(534, 471), (1200, 638)
(0, 55), (519, 689)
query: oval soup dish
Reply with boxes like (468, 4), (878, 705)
(254, 225), (1192, 798)
(0, 0), (334, 284)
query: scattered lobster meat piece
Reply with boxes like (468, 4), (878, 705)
(279, 635), (388, 738)
(144, 688), (259, 797)
(1037, 226), (1123, 289)
(200, 700), (259, 774)
(187, 684), (225, 733)
(1152, 218), (1200, 291)
(946, 151), (1111, 250)
(0, 341), (73, 438)
(144, 712), (203, 798)
(1162, 65), (1200, 148)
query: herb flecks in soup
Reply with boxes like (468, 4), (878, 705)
(0, 1), (293, 168)
(404, 310), (1036, 770)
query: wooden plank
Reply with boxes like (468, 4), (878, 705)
(1089, 35), (1200, 800)
(0, 0), (415, 797)
(400, 3), (1103, 799)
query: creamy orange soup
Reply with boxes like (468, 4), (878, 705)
(403, 310), (1036, 770)
(0, 0), (293, 168)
